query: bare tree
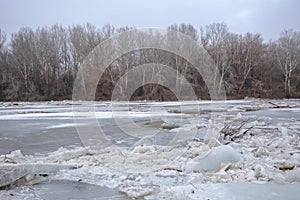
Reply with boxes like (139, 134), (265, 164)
(226, 33), (265, 95)
(201, 23), (229, 92)
(273, 30), (300, 96)
(238, 33), (265, 93)
(0, 29), (7, 100)
(168, 24), (199, 96)
(69, 23), (102, 71)
(0, 29), (5, 51)
(9, 27), (37, 99)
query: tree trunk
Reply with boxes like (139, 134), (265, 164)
(284, 74), (288, 97)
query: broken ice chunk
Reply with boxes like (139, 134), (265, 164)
(187, 145), (241, 172)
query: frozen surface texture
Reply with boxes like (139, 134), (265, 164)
(0, 99), (300, 199)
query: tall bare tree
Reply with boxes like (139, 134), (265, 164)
(273, 30), (300, 96)
(0, 29), (7, 100)
(168, 23), (199, 96)
(225, 33), (265, 95)
(9, 27), (37, 99)
(201, 23), (229, 92)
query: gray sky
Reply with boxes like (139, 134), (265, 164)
(1, 0), (300, 41)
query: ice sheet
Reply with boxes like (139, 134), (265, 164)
(1, 99), (300, 199)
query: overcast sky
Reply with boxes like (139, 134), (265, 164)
(1, 0), (300, 41)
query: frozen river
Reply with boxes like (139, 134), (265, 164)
(1, 99), (300, 155)
(0, 101), (191, 155)
(0, 103), (82, 155)
(0, 99), (300, 199)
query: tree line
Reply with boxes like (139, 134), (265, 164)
(0, 23), (299, 101)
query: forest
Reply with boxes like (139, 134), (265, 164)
(0, 23), (299, 101)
